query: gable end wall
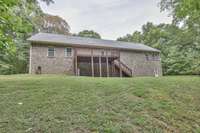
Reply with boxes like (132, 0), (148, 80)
(120, 50), (162, 76)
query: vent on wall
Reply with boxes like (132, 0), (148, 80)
(36, 66), (42, 74)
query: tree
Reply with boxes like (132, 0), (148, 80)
(0, 0), (71, 74)
(160, 0), (200, 75)
(77, 30), (101, 39)
(117, 0), (200, 75)
(0, 0), (55, 53)
(117, 22), (198, 75)
(34, 14), (70, 35)
(41, 14), (70, 35)
(160, 0), (200, 23)
(117, 31), (143, 43)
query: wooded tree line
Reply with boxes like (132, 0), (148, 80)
(118, 0), (200, 75)
(118, 22), (200, 75)
(0, 0), (199, 75)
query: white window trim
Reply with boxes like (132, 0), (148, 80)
(64, 47), (73, 57)
(145, 53), (161, 61)
(47, 47), (55, 57)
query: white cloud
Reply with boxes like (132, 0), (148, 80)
(39, 0), (172, 40)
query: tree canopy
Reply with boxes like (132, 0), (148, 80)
(37, 14), (70, 35)
(0, 0), (70, 74)
(117, 0), (200, 75)
(117, 21), (200, 75)
(160, 0), (200, 23)
(76, 30), (101, 39)
(161, 0), (200, 74)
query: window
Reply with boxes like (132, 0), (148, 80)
(48, 47), (55, 57)
(65, 48), (72, 57)
(153, 54), (157, 60)
(145, 53), (160, 61)
(145, 54), (149, 61)
(152, 53), (160, 61)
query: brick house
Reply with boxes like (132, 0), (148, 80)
(28, 33), (162, 77)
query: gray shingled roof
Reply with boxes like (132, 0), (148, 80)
(28, 33), (160, 52)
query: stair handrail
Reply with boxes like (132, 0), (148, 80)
(114, 60), (133, 76)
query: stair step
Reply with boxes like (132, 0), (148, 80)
(113, 60), (132, 77)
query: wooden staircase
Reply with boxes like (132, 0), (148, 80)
(113, 60), (133, 77)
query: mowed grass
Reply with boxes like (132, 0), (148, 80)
(0, 75), (200, 133)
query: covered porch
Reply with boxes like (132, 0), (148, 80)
(73, 48), (132, 77)
(77, 56), (121, 77)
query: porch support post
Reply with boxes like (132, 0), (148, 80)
(91, 49), (94, 77)
(113, 61), (115, 77)
(119, 59), (122, 77)
(119, 51), (122, 77)
(106, 50), (109, 77)
(111, 61), (114, 77)
(99, 56), (102, 77)
(74, 48), (78, 76)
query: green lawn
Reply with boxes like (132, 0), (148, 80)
(0, 75), (200, 133)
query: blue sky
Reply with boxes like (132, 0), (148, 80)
(39, 0), (172, 40)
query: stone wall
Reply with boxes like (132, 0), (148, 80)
(30, 44), (74, 74)
(120, 50), (162, 76)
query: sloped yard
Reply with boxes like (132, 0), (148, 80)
(0, 75), (200, 132)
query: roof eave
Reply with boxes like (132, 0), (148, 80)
(28, 39), (160, 53)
